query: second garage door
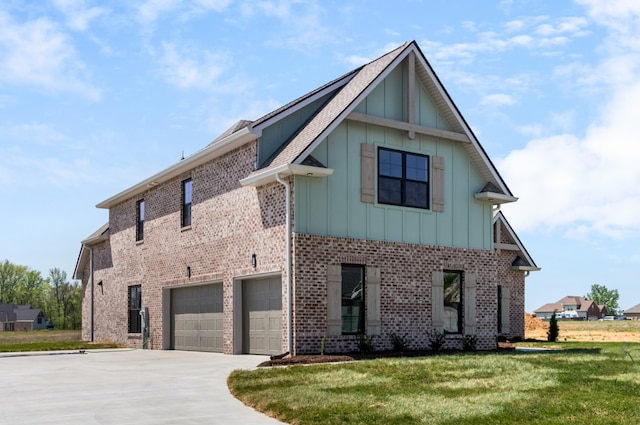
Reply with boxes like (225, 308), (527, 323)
(243, 277), (282, 355)
(171, 283), (223, 352)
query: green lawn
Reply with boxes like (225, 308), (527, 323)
(228, 342), (640, 425)
(0, 330), (120, 352)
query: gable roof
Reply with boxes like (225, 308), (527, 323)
(96, 40), (516, 208)
(15, 307), (43, 322)
(241, 41), (516, 196)
(73, 223), (110, 280)
(493, 211), (540, 272)
(624, 303), (640, 314)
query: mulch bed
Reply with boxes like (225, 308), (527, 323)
(258, 343), (516, 367)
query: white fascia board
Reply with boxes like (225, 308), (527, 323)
(97, 127), (256, 209)
(512, 265), (542, 272)
(293, 46), (411, 165)
(251, 75), (356, 137)
(240, 164), (334, 187)
(474, 192), (518, 204)
(413, 49), (514, 198)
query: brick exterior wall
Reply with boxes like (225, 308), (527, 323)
(80, 142), (527, 354)
(81, 142), (289, 353)
(291, 233), (526, 354)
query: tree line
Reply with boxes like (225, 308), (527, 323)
(0, 260), (81, 330)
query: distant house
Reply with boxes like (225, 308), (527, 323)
(623, 304), (640, 320)
(0, 304), (49, 331)
(534, 296), (604, 320)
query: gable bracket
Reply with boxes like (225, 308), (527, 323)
(347, 112), (470, 143)
(407, 52), (416, 140)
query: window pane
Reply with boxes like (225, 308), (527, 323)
(444, 272), (462, 333)
(379, 149), (403, 178)
(378, 177), (402, 205)
(341, 265), (364, 334)
(139, 200), (145, 220)
(183, 179), (192, 204)
(404, 181), (428, 208)
(406, 154), (428, 182)
(182, 204), (192, 227)
(128, 285), (142, 333)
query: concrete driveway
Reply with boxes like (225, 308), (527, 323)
(0, 349), (285, 425)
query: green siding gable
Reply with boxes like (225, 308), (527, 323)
(353, 60), (451, 131)
(294, 63), (492, 250)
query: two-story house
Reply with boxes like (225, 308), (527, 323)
(73, 41), (539, 355)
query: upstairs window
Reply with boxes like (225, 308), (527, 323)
(136, 200), (144, 241)
(378, 147), (429, 209)
(182, 178), (192, 227)
(128, 285), (142, 333)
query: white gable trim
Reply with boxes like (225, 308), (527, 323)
(493, 211), (540, 271)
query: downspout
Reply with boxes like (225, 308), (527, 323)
(89, 247), (94, 342)
(275, 173), (292, 355)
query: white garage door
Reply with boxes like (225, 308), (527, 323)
(243, 277), (282, 355)
(171, 283), (223, 352)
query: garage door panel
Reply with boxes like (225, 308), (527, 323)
(243, 277), (282, 355)
(171, 283), (223, 352)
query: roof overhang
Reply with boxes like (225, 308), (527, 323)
(475, 191), (518, 205)
(511, 265), (542, 272)
(96, 127), (257, 209)
(240, 164), (334, 187)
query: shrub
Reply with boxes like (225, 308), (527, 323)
(357, 334), (375, 353)
(428, 329), (446, 351)
(389, 332), (411, 351)
(462, 334), (477, 351)
(547, 312), (559, 342)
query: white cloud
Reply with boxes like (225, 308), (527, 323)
(158, 42), (228, 89)
(52, 0), (108, 31)
(8, 122), (68, 145)
(500, 77), (640, 239)
(0, 11), (101, 99)
(499, 1), (640, 239)
(241, 0), (336, 50)
(137, 0), (183, 25)
(481, 93), (516, 107)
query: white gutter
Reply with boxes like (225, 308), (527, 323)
(275, 173), (293, 355)
(97, 127), (256, 209)
(240, 164), (333, 187)
(89, 247), (94, 342)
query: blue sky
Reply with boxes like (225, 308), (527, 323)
(1, 0), (639, 313)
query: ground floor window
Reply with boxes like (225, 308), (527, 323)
(341, 265), (364, 334)
(128, 285), (142, 333)
(444, 271), (463, 333)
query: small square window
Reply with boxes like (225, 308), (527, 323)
(378, 148), (430, 209)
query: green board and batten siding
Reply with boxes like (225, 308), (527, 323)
(294, 61), (493, 250)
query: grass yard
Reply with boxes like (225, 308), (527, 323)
(229, 342), (640, 425)
(0, 329), (120, 352)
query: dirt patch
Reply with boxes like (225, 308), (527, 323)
(524, 313), (640, 342)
